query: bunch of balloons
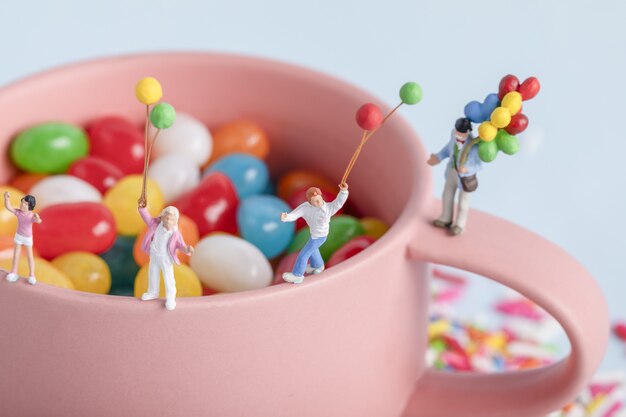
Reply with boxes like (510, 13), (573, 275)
(135, 77), (177, 203)
(462, 75), (540, 163)
(341, 81), (422, 185)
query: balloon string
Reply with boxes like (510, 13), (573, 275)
(140, 105), (150, 203)
(458, 137), (480, 172)
(340, 101), (404, 185)
(145, 129), (162, 173)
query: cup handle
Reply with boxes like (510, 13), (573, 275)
(401, 200), (609, 417)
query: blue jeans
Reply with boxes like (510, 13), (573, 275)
(293, 236), (327, 277)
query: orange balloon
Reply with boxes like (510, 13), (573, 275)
(205, 121), (269, 168)
(277, 170), (336, 202)
(10, 173), (47, 194)
(133, 214), (200, 266)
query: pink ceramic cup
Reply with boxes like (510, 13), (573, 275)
(0, 53), (609, 417)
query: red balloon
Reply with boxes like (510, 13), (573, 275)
(33, 202), (117, 259)
(518, 77), (541, 101)
(287, 186), (342, 230)
(68, 156), (124, 194)
(505, 113), (529, 135)
(327, 235), (376, 268)
(355, 103), (383, 131)
(498, 74), (520, 100)
(87, 116), (146, 175)
(273, 252), (298, 285)
(173, 172), (239, 237)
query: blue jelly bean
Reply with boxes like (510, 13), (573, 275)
(204, 153), (269, 198)
(237, 195), (294, 259)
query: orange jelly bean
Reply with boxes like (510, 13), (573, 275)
(277, 170), (336, 202)
(206, 121), (269, 167)
(10, 173), (47, 194)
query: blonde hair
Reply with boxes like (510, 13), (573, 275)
(160, 206), (180, 222)
(306, 187), (322, 203)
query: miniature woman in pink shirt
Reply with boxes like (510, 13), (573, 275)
(3, 192), (42, 285)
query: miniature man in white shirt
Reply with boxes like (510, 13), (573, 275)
(280, 183), (349, 284)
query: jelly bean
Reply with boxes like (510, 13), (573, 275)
(0, 236), (14, 259)
(103, 175), (164, 236)
(288, 215), (365, 262)
(207, 120), (269, 166)
(30, 175), (102, 210)
(151, 113), (212, 166)
(614, 322), (626, 341)
(277, 170), (336, 202)
(204, 153), (269, 199)
(0, 257), (74, 289)
(87, 116), (145, 175)
(173, 172), (238, 237)
(189, 234), (272, 292)
(148, 154), (200, 203)
(100, 235), (140, 295)
(202, 285), (219, 296)
(326, 235), (375, 267)
(273, 252), (298, 285)
(360, 217), (389, 239)
(237, 195), (294, 259)
(10, 122), (89, 174)
(68, 156), (124, 194)
(288, 186), (342, 230)
(33, 202), (117, 259)
(134, 263), (202, 298)
(51, 251), (111, 294)
(9, 173), (47, 194)
(0, 186), (25, 237)
(133, 214), (199, 266)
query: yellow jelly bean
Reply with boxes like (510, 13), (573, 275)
(0, 186), (25, 237)
(0, 257), (74, 289)
(428, 319), (451, 339)
(360, 217), (389, 240)
(134, 263), (202, 298)
(485, 332), (507, 351)
(51, 252), (111, 294)
(103, 175), (164, 236)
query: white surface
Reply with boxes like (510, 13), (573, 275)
(0, 0), (623, 369)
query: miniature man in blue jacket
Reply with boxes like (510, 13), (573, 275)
(427, 117), (482, 236)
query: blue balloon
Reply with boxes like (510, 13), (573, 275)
(237, 195), (294, 259)
(204, 153), (269, 199)
(464, 101), (483, 123)
(481, 93), (500, 121)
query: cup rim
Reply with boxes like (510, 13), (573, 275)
(0, 51), (433, 306)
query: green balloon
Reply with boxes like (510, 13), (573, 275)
(496, 130), (520, 155)
(399, 82), (423, 105)
(478, 140), (498, 163)
(10, 122), (89, 173)
(288, 215), (365, 262)
(101, 236), (140, 296)
(150, 102), (176, 129)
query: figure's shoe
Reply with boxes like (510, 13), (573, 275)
(27, 276), (37, 285)
(305, 264), (325, 275)
(433, 219), (452, 229)
(141, 292), (159, 301)
(165, 298), (176, 311)
(449, 225), (464, 236)
(282, 272), (304, 284)
(5, 273), (18, 283)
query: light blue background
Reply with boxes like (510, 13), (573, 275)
(1, 1), (623, 370)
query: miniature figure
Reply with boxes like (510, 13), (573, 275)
(427, 117), (482, 236)
(3, 192), (42, 284)
(138, 197), (194, 310)
(280, 183), (349, 283)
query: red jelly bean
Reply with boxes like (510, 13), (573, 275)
(327, 235), (375, 268)
(614, 322), (626, 341)
(68, 156), (124, 194)
(173, 172), (239, 237)
(33, 202), (117, 259)
(87, 116), (145, 175)
(273, 252), (298, 285)
(287, 186), (343, 230)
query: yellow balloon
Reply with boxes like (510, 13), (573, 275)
(134, 263), (202, 298)
(490, 107), (511, 129)
(0, 257), (74, 289)
(51, 252), (111, 294)
(0, 186), (25, 237)
(360, 217), (389, 240)
(103, 175), (164, 236)
(478, 122), (497, 142)
(501, 91), (522, 116)
(135, 77), (163, 105)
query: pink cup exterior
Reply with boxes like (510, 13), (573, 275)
(0, 53), (609, 417)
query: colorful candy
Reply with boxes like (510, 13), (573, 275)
(51, 252), (111, 294)
(208, 120), (269, 166)
(148, 154), (200, 203)
(30, 175), (102, 209)
(9, 173), (47, 194)
(0, 186), (24, 237)
(68, 156), (124, 194)
(0, 257), (73, 289)
(359, 217), (389, 239)
(326, 235), (375, 268)
(277, 170), (335, 202)
(33, 202), (117, 259)
(204, 153), (269, 199)
(189, 234), (272, 292)
(87, 116), (145, 175)
(10, 122), (89, 174)
(151, 113), (212, 167)
(101, 235), (140, 295)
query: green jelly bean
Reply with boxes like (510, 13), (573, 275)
(101, 236), (140, 296)
(11, 122), (89, 173)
